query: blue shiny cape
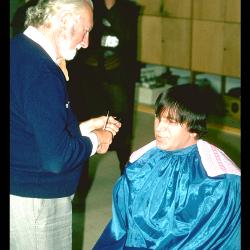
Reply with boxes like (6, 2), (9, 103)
(93, 144), (240, 249)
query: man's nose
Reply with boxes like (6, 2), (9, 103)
(156, 120), (168, 131)
(80, 32), (89, 48)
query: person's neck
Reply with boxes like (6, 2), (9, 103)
(104, 0), (116, 10)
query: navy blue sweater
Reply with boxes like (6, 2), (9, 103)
(10, 34), (92, 198)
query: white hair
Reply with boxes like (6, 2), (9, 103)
(25, 0), (93, 28)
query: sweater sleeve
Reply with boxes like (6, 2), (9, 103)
(24, 63), (92, 173)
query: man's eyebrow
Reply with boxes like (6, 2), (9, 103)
(164, 113), (178, 121)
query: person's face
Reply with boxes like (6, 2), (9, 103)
(154, 110), (197, 151)
(57, 5), (93, 60)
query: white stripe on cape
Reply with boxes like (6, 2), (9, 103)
(129, 140), (240, 177)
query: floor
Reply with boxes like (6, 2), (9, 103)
(72, 109), (240, 250)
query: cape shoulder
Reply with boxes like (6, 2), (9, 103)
(197, 139), (240, 177)
(129, 140), (156, 163)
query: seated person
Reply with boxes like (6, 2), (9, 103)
(93, 83), (241, 250)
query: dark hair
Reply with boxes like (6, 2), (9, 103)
(155, 84), (210, 138)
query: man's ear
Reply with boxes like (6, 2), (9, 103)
(190, 132), (198, 139)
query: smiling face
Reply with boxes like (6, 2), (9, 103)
(154, 109), (197, 151)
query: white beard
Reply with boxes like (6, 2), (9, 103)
(57, 36), (77, 61)
(62, 49), (77, 61)
(60, 45), (77, 61)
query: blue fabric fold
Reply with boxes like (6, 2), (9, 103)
(93, 144), (240, 249)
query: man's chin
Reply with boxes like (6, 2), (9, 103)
(62, 50), (77, 61)
(156, 141), (166, 150)
(156, 141), (173, 151)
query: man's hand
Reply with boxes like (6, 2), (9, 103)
(79, 115), (121, 154)
(79, 116), (121, 137)
(92, 129), (114, 154)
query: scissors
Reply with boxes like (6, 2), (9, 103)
(103, 110), (110, 129)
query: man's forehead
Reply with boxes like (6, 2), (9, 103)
(79, 8), (93, 30)
(161, 107), (177, 118)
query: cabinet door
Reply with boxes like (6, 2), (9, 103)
(192, 20), (240, 77)
(191, 20), (224, 74)
(224, 0), (240, 22)
(136, 0), (162, 16)
(162, 0), (192, 18)
(193, 0), (225, 21)
(223, 23), (240, 77)
(162, 18), (191, 69)
(137, 15), (162, 64)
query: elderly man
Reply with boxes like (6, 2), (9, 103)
(10, 0), (121, 249)
(93, 84), (240, 250)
